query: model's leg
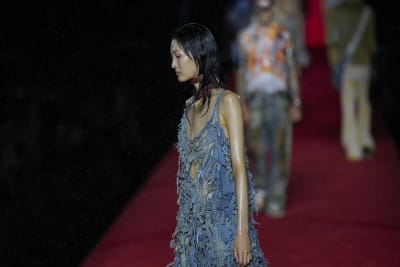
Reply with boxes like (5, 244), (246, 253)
(247, 93), (268, 211)
(356, 65), (375, 155)
(341, 65), (362, 160)
(275, 107), (291, 215)
(264, 94), (290, 218)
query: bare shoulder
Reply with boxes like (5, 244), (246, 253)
(216, 89), (243, 129)
(220, 89), (240, 106)
(218, 89), (242, 114)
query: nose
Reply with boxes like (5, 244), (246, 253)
(171, 58), (177, 69)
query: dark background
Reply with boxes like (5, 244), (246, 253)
(0, 1), (232, 266)
(0, 0), (399, 266)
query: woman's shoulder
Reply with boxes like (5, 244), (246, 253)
(214, 88), (241, 110)
(218, 88), (240, 101)
(213, 88), (238, 98)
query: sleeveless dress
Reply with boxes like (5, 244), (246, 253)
(170, 91), (267, 266)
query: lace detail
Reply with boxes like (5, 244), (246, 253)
(170, 91), (267, 266)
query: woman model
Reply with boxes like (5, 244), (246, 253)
(169, 23), (267, 267)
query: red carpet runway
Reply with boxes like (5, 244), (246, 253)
(81, 49), (400, 267)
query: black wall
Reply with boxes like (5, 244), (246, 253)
(0, 1), (234, 266)
(368, 0), (400, 152)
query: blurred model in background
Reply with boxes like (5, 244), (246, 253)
(236, 0), (302, 218)
(274, 0), (310, 70)
(325, 0), (376, 161)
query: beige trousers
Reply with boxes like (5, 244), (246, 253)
(340, 64), (374, 159)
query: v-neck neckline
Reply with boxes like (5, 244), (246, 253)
(185, 91), (222, 141)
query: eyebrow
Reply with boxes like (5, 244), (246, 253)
(171, 50), (184, 56)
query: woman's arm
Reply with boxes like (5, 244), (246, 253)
(220, 90), (252, 266)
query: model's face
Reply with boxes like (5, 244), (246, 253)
(256, 5), (273, 26)
(170, 39), (199, 82)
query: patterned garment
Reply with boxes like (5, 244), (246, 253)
(237, 21), (296, 216)
(246, 92), (292, 212)
(238, 22), (293, 94)
(170, 92), (267, 267)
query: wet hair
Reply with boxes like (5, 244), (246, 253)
(171, 23), (225, 110)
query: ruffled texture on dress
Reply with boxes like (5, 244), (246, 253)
(170, 92), (267, 267)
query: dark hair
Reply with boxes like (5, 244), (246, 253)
(172, 23), (225, 110)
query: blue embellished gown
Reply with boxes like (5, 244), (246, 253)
(170, 91), (267, 266)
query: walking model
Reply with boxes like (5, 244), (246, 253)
(169, 23), (267, 267)
(325, 0), (376, 161)
(236, 0), (302, 218)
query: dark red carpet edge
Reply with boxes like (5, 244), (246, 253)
(81, 48), (400, 267)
